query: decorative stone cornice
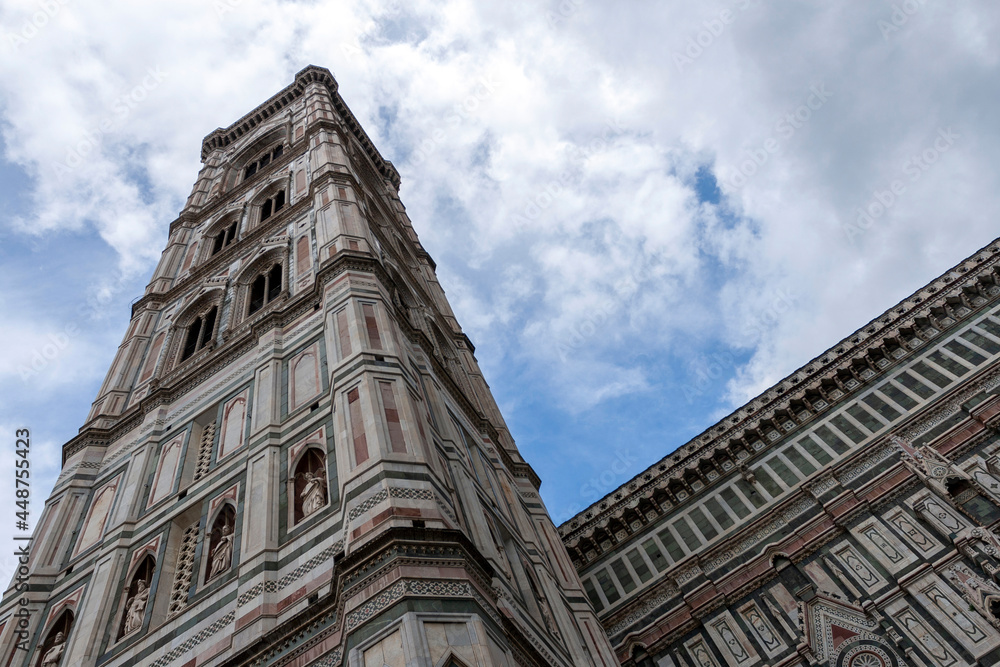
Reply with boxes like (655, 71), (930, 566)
(560, 237), (1000, 544)
(199, 65), (400, 189)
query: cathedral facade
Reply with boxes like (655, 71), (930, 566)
(560, 240), (1000, 666)
(0, 67), (617, 667)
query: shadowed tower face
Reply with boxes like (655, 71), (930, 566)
(0, 66), (618, 667)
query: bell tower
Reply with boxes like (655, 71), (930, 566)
(0, 66), (618, 667)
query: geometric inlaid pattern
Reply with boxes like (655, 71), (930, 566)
(348, 487), (435, 521)
(345, 579), (474, 631)
(150, 610), (235, 667)
(236, 544), (340, 608)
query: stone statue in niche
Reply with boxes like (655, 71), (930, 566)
(123, 579), (149, 636)
(299, 468), (327, 518)
(294, 449), (328, 523)
(39, 632), (65, 667)
(209, 522), (235, 579)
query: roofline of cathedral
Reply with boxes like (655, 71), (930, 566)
(199, 65), (401, 190)
(559, 234), (1000, 539)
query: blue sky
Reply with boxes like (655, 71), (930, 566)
(2, 1), (1000, 583)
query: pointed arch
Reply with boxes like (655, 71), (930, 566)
(231, 247), (287, 322)
(292, 447), (328, 524)
(222, 126), (288, 191)
(166, 288), (225, 368)
(248, 176), (290, 229)
(35, 609), (73, 667)
(206, 503), (236, 581)
(118, 554), (155, 640)
(199, 210), (243, 262)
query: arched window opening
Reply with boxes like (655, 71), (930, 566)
(118, 555), (155, 640)
(293, 449), (328, 524)
(242, 144), (283, 182)
(180, 306), (218, 362)
(182, 316), (202, 360)
(248, 265), (282, 316)
(631, 646), (655, 667)
(267, 264), (282, 301)
(989, 597), (1000, 621)
(206, 505), (236, 581)
(211, 221), (238, 256)
(36, 610), (73, 667)
(946, 477), (1000, 524)
(260, 189), (285, 223)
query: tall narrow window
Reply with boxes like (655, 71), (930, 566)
(247, 264), (283, 316)
(211, 221), (238, 256)
(181, 305), (218, 362)
(182, 317), (202, 361)
(242, 145), (284, 182)
(200, 307), (217, 349)
(249, 275), (266, 314)
(267, 264), (282, 301)
(259, 190), (286, 223)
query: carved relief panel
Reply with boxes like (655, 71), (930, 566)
(703, 610), (759, 667)
(908, 571), (998, 656)
(850, 517), (917, 572)
(884, 508), (939, 555)
(833, 544), (886, 592)
(737, 601), (785, 659)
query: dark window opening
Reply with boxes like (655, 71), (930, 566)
(259, 189), (285, 222)
(211, 221), (238, 257)
(249, 275), (266, 315)
(199, 307), (217, 348)
(242, 145), (284, 182)
(267, 263), (282, 301)
(181, 305), (218, 362)
(947, 477), (1000, 525)
(248, 264), (283, 316)
(182, 317), (201, 361)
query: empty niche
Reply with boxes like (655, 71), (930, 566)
(288, 343), (321, 413)
(217, 390), (249, 461)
